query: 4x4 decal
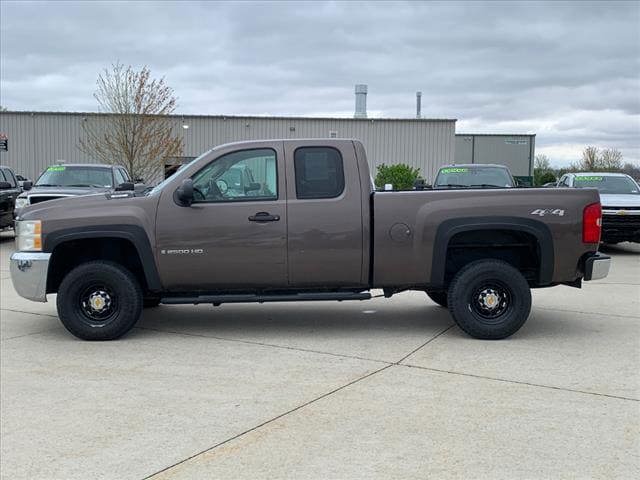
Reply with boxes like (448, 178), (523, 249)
(531, 208), (565, 217)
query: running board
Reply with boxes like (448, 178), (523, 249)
(160, 292), (372, 305)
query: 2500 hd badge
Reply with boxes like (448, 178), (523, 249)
(161, 249), (205, 255)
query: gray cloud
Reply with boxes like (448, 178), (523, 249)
(1, 0), (639, 165)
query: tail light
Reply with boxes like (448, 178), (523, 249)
(582, 202), (602, 244)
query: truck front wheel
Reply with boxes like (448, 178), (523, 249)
(447, 260), (531, 340)
(56, 261), (143, 340)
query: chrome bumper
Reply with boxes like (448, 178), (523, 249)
(9, 252), (51, 302)
(584, 253), (611, 281)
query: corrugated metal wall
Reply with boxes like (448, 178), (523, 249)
(0, 112), (455, 182)
(454, 134), (535, 176)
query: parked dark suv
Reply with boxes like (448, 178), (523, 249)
(15, 163), (139, 213)
(0, 165), (21, 229)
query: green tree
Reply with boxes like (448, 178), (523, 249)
(375, 163), (421, 190)
(533, 154), (556, 186)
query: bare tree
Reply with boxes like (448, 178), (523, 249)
(621, 162), (640, 181)
(600, 148), (623, 170)
(79, 63), (182, 181)
(580, 146), (600, 170)
(534, 154), (551, 171)
(0, 105), (8, 112)
(571, 146), (625, 172)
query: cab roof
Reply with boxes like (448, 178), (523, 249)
(439, 164), (509, 169)
(571, 172), (629, 177)
(48, 163), (115, 169)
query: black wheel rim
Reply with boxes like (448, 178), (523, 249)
(469, 281), (511, 323)
(78, 284), (118, 326)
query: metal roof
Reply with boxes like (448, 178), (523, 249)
(1, 110), (457, 123)
(456, 133), (536, 137)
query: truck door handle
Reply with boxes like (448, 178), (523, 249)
(248, 212), (280, 222)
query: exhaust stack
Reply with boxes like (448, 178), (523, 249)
(354, 84), (367, 118)
(416, 91), (422, 119)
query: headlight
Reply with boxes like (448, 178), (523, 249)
(15, 220), (42, 251)
(15, 197), (29, 209)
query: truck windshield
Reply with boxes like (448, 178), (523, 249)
(434, 167), (514, 189)
(36, 166), (113, 188)
(573, 175), (639, 194)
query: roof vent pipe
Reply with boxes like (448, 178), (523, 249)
(416, 91), (422, 119)
(354, 84), (368, 118)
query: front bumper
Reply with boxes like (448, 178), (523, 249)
(9, 252), (51, 302)
(584, 252), (611, 281)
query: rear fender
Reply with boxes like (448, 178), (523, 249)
(430, 216), (554, 286)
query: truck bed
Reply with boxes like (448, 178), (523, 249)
(372, 187), (600, 287)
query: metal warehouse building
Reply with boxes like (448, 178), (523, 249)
(0, 111), (535, 183)
(455, 133), (535, 177)
(0, 111), (456, 182)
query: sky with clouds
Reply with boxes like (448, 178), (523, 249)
(1, 0), (639, 166)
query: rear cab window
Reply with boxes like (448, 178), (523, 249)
(294, 147), (345, 199)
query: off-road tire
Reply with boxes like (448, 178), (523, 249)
(447, 260), (531, 340)
(56, 261), (143, 340)
(426, 290), (448, 308)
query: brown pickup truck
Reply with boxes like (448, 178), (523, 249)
(10, 139), (610, 341)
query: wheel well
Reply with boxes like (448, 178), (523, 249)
(47, 238), (148, 294)
(444, 229), (541, 286)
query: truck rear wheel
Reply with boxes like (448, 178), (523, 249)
(56, 261), (143, 340)
(447, 260), (531, 340)
(426, 290), (448, 308)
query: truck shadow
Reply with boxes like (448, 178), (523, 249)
(136, 301), (454, 339)
(600, 242), (640, 255)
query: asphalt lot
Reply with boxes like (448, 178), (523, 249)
(1, 230), (638, 479)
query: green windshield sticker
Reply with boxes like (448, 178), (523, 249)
(575, 176), (603, 182)
(47, 166), (66, 172)
(441, 167), (469, 174)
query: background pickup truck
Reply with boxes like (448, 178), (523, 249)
(10, 139), (610, 341)
(14, 163), (144, 213)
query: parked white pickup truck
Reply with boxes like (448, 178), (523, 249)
(557, 172), (640, 243)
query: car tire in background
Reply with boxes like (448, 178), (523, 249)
(56, 261), (143, 340)
(447, 259), (531, 340)
(426, 289), (448, 308)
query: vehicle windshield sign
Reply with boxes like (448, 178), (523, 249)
(574, 175), (639, 194)
(36, 166), (114, 188)
(575, 176), (603, 182)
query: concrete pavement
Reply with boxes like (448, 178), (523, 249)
(1, 231), (638, 479)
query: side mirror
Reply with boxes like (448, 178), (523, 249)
(22, 181), (33, 191)
(134, 178), (144, 183)
(116, 182), (135, 191)
(0, 181), (11, 190)
(413, 179), (426, 190)
(245, 182), (261, 193)
(174, 178), (194, 206)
